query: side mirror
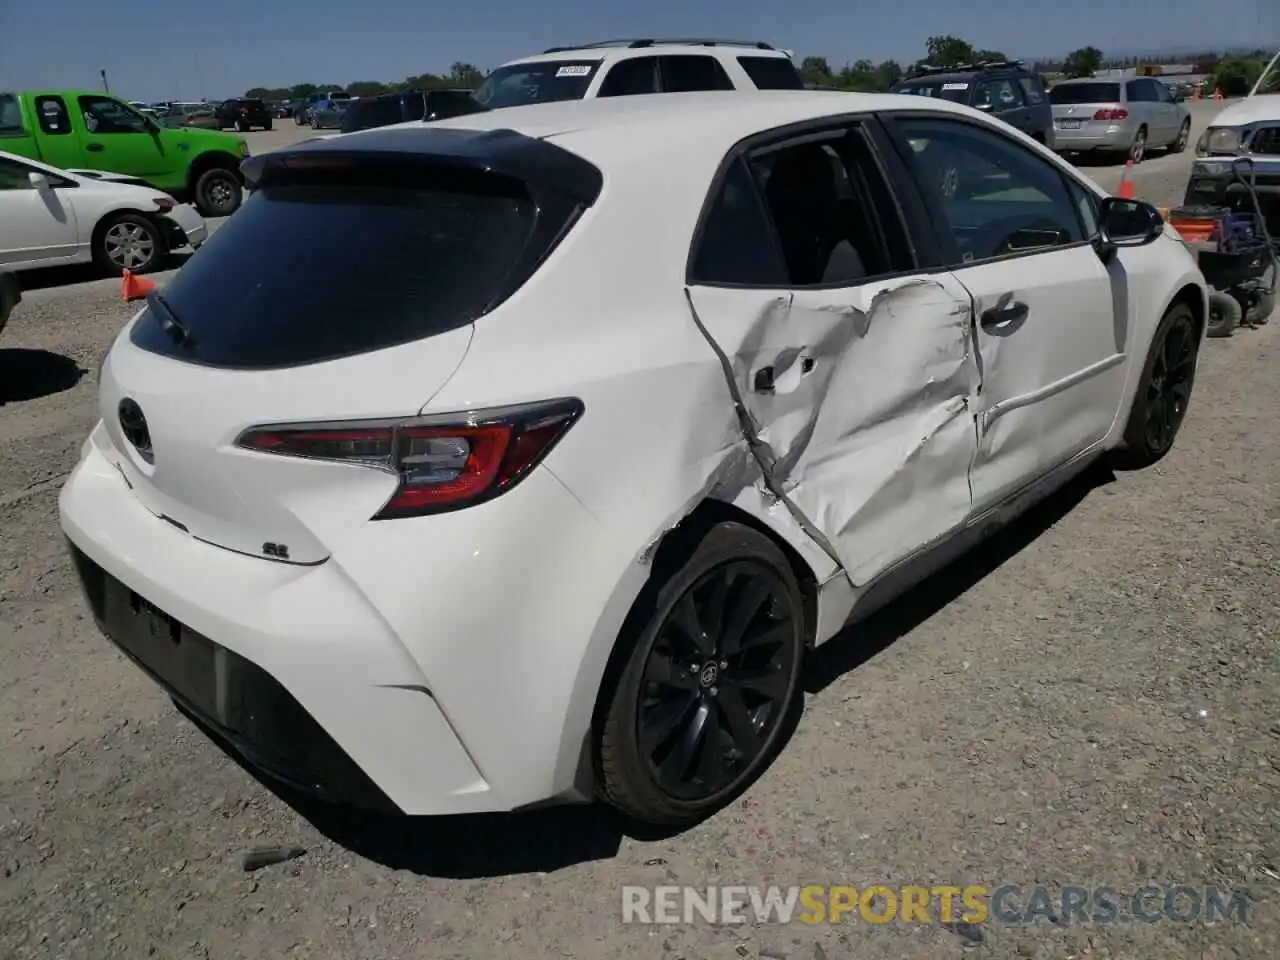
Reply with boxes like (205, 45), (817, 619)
(28, 171), (51, 190)
(1094, 196), (1164, 261)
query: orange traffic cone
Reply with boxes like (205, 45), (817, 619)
(1212, 87), (1223, 100)
(121, 269), (155, 302)
(1117, 159), (1136, 200)
(1190, 86), (1202, 101)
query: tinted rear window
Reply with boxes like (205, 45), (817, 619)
(1049, 82), (1121, 104)
(736, 56), (805, 90)
(894, 79), (972, 103)
(130, 170), (537, 368)
(474, 61), (598, 109)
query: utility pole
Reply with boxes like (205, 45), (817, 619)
(100, 69), (110, 92)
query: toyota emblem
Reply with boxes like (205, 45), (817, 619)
(118, 398), (153, 462)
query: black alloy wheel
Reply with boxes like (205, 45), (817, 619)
(1117, 302), (1199, 467)
(598, 522), (805, 826)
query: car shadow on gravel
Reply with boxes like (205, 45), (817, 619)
(0, 348), (86, 403)
(803, 460), (1115, 693)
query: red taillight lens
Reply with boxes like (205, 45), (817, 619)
(235, 399), (583, 519)
(1093, 108), (1128, 121)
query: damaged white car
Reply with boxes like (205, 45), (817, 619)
(61, 91), (1207, 827)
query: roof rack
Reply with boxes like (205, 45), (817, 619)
(911, 58), (1025, 75)
(542, 38), (776, 54)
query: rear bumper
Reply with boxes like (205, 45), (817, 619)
(59, 421), (635, 815)
(1052, 125), (1131, 152)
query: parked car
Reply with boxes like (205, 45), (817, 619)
(162, 102), (221, 130)
(1049, 76), (1191, 162)
(0, 91), (247, 216)
(339, 89), (487, 133)
(473, 37), (803, 110)
(309, 98), (350, 129)
(62, 91), (1207, 827)
(294, 91), (349, 125)
(0, 271), (18, 339)
(1186, 49), (1280, 236)
(277, 100), (300, 119)
(0, 150), (206, 274)
(215, 97), (273, 132)
(892, 61), (1054, 147)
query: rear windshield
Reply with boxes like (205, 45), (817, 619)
(894, 79), (972, 103)
(1049, 82), (1121, 104)
(474, 61), (599, 109)
(736, 55), (805, 90)
(130, 171), (537, 368)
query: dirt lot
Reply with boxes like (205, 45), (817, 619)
(1, 96), (1277, 960)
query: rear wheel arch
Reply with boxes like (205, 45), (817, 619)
(588, 499), (820, 732)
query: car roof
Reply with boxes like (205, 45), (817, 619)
(1053, 76), (1124, 85)
(339, 89), (975, 171)
(500, 44), (793, 67)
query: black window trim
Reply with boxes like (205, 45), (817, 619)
(684, 112), (931, 290)
(878, 110), (1101, 271)
(33, 94), (72, 137)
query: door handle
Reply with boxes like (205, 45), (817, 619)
(753, 356), (815, 394)
(980, 300), (1029, 329)
(86, 143), (104, 152)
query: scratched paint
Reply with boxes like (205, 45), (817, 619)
(686, 274), (982, 588)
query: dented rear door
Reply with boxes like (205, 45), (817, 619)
(686, 274), (980, 587)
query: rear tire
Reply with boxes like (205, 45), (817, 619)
(1129, 125), (1148, 163)
(596, 522), (806, 827)
(1169, 118), (1191, 153)
(1115, 302), (1199, 468)
(263, 118), (273, 131)
(1207, 291), (1241, 338)
(92, 212), (166, 276)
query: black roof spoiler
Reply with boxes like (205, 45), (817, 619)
(239, 126), (603, 205)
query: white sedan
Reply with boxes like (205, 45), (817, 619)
(0, 151), (206, 275)
(61, 91), (1206, 827)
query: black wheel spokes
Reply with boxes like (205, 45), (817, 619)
(639, 562), (796, 801)
(1145, 319), (1196, 452)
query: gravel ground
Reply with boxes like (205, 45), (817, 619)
(1, 97), (1277, 960)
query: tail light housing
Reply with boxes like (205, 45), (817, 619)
(1094, 108), (1128, 121)
(235, 399), (583, 519)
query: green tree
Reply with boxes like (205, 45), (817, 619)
(1061, 46), (1103, 79)
(1211, 56), (1265, 96)
(449, 62), (485, 89)
(924, 35), (975, 67)
(799, 56), (835, 86)
(347, 80), (391, 97)
(288, 83), (318, 98)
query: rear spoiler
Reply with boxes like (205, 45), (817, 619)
(240, 126), (603, 205)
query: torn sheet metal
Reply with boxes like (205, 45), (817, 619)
(686, 275), (981, 588)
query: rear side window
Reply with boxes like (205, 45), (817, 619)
(690, 156), (787, 285)
(1017, 76), (1046, 104)
(130, 169), (539, 368)
(736, 56), (804, 90)
(1049, 82), (1120, 104)
(0, 94), (24, 135)
(658, 56), (734, 92)
(598, 57), (660, 97)
(35, 96), (71, 135)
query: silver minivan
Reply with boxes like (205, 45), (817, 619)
(1050, 76), (1191, 162)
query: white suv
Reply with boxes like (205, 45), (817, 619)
(472, 38), (804, 109)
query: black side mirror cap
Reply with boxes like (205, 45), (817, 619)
(1094, 196), (1164, 262)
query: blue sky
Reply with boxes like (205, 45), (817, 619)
(1, 0), (1276, 102)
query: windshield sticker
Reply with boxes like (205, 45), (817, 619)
(555, 65), (592, 78)
(942, 82), (969, 90)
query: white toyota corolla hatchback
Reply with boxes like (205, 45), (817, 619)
(61, 90), (1207, 827)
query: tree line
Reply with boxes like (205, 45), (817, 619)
(243, 38), (1274, 101)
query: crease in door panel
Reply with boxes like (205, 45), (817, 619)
(682, 287), (845, 570)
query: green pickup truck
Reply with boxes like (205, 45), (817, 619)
(0, 90), (249, 217)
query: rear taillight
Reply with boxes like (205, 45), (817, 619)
(235, 399), (583, 519)
(1094, 108), (1128, 121)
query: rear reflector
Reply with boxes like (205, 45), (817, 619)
(235, 399), (583, 519)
